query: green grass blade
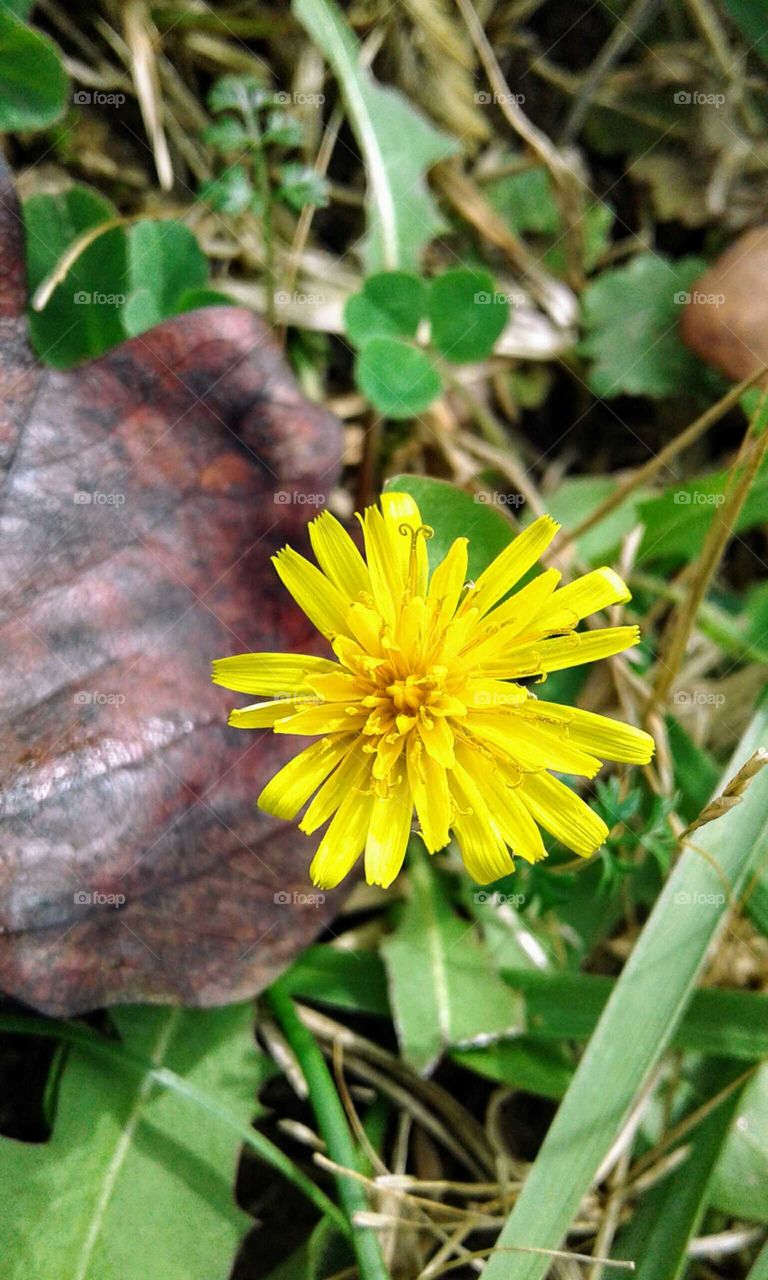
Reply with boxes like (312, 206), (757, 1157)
(266, 984), (389, 1280)
(504, 968), (768, 1060)
(280, 945), (390, 1016)
(482, 704), (768, 1280)
(614, 1059), (747, 1279)
(707, 1059), (768, 1222)
(748, 1240), (768, 1280)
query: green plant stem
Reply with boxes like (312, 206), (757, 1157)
(651, 390), (768, 711)
(252, 144), (276, 325)
(266, 982), (390, 1280)
(630, 570), (768, 667)
(237, 86), (276, 326)
(0, 1012), (350, 1241)
(441, 367), (509, 450)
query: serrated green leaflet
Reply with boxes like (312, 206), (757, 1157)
(581, 252), (706, 398)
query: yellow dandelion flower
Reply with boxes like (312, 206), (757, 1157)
(213, 493), (654, 891)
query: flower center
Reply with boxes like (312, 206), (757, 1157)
(357, 663), (450, 748)
(385, 674), (434, 716)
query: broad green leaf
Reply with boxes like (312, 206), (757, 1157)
(381, 851), (524, 1074)
(123, 220), (208, 336)
(580, 252), (706, 398)
(545, 201), (614, 275)
(615, 1059), (747, 1278)
(746, 580), (768, 648)
(384, 474), (517, 580)
(543, 474), (642, 565)
(24, 185), (128, 367)
(451, 1040), (574, 1100)
(174, 287), (232, 312)
(667, 719), (719, 823)
(747, 874), (768, 938)
(721, 0), (768, 66)
(0, 1005), (260, 1280)
(294, 0), (455, 272)
(466, 887), (555, 973)
(636, 452), (768, 563)
(709, 1061), (768, 1222)
(428, 269), (508, 363)
(280, 945), (390, 1016)
(503, 967), (768, 1061)
(546, 460), (768, 571)
(482, 702), (768, 1280)
(355, 337), (441, 418)
(453, 890), (573, 1100)
(345, 271), (426, 345)
(0, 10), (68, 131)
(0, 1), (35, 18)
(0, 1011), (348, 1238)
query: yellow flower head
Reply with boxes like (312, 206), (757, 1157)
(213, 493), (654, 890)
